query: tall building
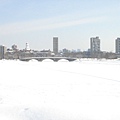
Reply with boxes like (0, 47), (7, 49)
(53, 37), (58, 54)
(115, 38), (120, 54)
(0, 45), (7, 59)
(90, 36), (100, 53)
(25, 43), (30, 51)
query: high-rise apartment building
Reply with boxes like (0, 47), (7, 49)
(90, 36), (100, 53)
(0, 45), (7, 59)
(53, 37), (58, 54)
(115, 38), (120, 54)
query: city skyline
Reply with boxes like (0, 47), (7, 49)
(0, 36), (120, 53)
(0, 0), (120, 52)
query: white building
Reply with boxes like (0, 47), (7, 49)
(53, 37), (58, 54)
(90, 36), (100, 53)
(115, 38), (120, 54)
(25, 43), (30, 52)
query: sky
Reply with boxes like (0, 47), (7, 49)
(0, 0), (120, 52)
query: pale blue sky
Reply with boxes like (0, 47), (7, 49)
(0, 0), (120, 52)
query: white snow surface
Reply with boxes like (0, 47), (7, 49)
(0, 59), (120, 120)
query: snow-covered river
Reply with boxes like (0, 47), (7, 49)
(0, 59), (120, 120)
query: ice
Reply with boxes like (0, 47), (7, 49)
(0, 59), (120, 120)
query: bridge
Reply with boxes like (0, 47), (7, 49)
(19, 57), (77, 62)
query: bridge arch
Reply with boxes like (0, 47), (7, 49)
(42, 59), (54, 62)
(58, 59), (69, 62)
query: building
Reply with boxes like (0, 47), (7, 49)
(90, 36), (100, 53)
(115, 38), (120, 54)
(0, 45), (7, 59)
(12, 44), (18, 51)
(53, 37), (58, 54)
(25, 43), (31, 52)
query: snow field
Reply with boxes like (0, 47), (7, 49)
(0, 59), (120, 120)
